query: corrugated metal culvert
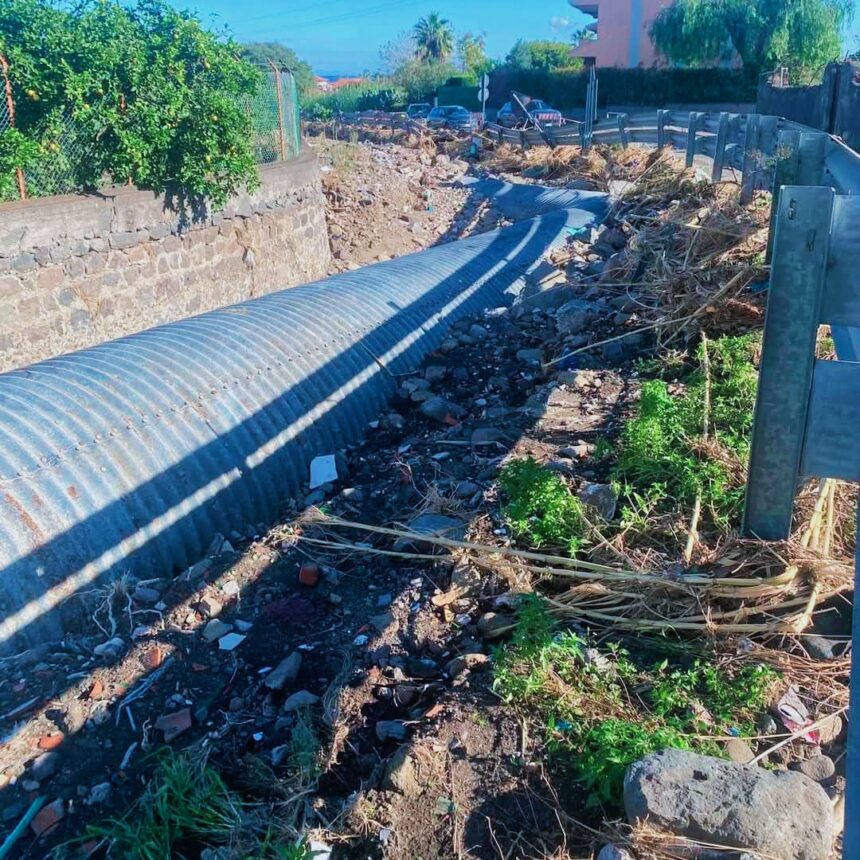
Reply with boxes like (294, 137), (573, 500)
(0, 197), (606, 652)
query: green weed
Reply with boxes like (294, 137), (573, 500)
(616, 333), (759, 525)
(492, 597), (777, 806)
(82, 750), (243, 859)
(498, 458), (589, 554)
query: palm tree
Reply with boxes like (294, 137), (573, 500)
(413, 12), (454, 63)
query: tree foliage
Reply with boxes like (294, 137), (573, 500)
(240, 42), (316, 97)
(505, 39), (583, 72)
(0, 0), (262, 204)
(456, 32), (493, 78)
(650, 0), (853, 77)
(413, 12), (455, 62)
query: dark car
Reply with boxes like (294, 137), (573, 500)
(407, 103), (432, 119)
(427, 105), (474, 131)
(498, 99), (563, 128)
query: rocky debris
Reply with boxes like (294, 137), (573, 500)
(265, 652), (303, 691)
(30, 751), (60, 782)
(202, 619), (232, 642)
(382, 746), (420, 794)
(556, 299), (602, 334)
(624, 749), (834, 860)
(93, 637), (125, 660)
(85, 782), (112, 806)
(132, 585), (161, 604)
(477, 612), (515, 641)
(796, 755), (836, 784)
(283, 690), (319, 712)
(817, 713), (843, 745)
(419, 396), (465, 424)
(803, 634), (837, 660)
(446, 652), (489, 678)
(578, 482), (618, 521)
(394, 514), (466, 551)
(376, 720), (408, 742)
(725, 738), (754, 765)
(597, 845), (634, 860)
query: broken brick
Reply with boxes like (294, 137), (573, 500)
(37, 733), (64, 751)
(155, 707), (192, 742)
(31, 798), (64, 837)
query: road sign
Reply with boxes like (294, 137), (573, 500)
(479, 73), (490, 119)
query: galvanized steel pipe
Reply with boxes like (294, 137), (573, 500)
(0, 198), (606, 651)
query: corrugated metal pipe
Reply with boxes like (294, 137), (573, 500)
(0, 193), (606, 652)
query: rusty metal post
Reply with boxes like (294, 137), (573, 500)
(0, 54), (26, 200)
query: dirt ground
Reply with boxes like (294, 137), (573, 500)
(0, 136), (849, 860)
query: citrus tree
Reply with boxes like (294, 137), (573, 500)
(0, 0), (263, 205)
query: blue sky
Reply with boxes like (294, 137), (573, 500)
(193, 0), (594, 77)
(185, 0), (860, 77)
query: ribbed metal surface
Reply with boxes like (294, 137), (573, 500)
(0, 202), (606, 651)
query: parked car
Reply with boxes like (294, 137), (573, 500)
(407, 103), (432, 119)
(426, 105), (474, 131)
(497, 99), (564, 128)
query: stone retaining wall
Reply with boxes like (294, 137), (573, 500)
(0, 148), (330, 372)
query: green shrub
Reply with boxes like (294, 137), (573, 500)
(1, 0), (263, 205)
(493, 597), (777, 806)
(498, 457), (588, 554)
(616, 334), (759, 525)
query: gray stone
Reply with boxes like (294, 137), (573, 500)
(30, 751), (60, 782)
(282, 690), (319, 711)
(419, 396), (465, 423)
(132, 586), (161, 604)
(803, 635), (836, 660)
(376, 720), (408, 742)
(469, 324), (489, 339)
(382, 746), (420, 794)
(109, 231), (141, 251)
(394, 514), (466, 551)
(725, 738), (755, 765)
(578, 482), (618, 520)
(202, 619), (232, 642)
(516, 348), (544, 365)
(477, 612), (515, 640)
(556, 299), (600, 334)
(597, 846), (633, 860)
(455, 481), (481, 498)
(85, 782), (112, 806)
(471, 427), (506, 445)
(446, 652), (489, 678)
(424, 365), (448, 383)
(264, 652), (302, 690)
(93, 637), (125, 659)
(797, 755), (836, 783)
(624, 749), (833, 860)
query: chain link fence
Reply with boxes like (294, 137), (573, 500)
(0, 65), (302, 203)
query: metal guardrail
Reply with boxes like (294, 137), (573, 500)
(491, 104), (860, 854)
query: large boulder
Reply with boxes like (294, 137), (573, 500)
(624, 749), (833, 860)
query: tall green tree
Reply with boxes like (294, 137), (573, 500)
(240, 42), (315, 96)
(413, 12), (455, 62)
(456, 32), (493, 78)
(650, 0), (853, 78)
(505, 39), (582, 72)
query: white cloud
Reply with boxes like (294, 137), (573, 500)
(550, 15), (571, 31)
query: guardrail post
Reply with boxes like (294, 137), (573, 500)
(740, 114), (761, 204)
(765, 131), (828, 263)
(685, 111), (703, 167)
(743, 185), (835, 539)
(711, 112), (729, 182)
(657, 109), (669, 149)
(617, 113), (629, 148)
